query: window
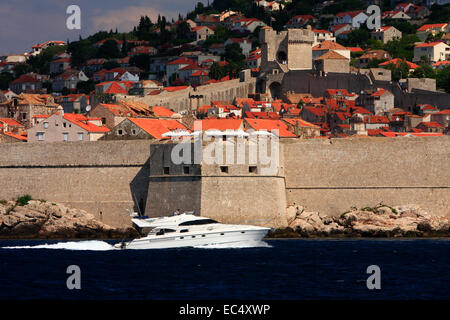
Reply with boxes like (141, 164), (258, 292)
(44, 122), (49, 129)
(101, 118), (106, 125)
(249, 166), (257, 174)
(163, 167), (170, 175)
(131, 129), (137, 135)
(179, 219), (218, 226)
(183, 166), (190, 174)
(63, 122), (66, 128)
(22, 113), (27, 120)
(78, 133), (83, 141)
(37, 132), (44, 141)
(220, 166), (228, 173)
(63, 133), (68, 141)
(118, 129), (123, 135)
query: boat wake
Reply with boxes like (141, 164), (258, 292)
(2, 240), (116, 251)
(2, 240), (271, 251)
(193, 240), (272, 249)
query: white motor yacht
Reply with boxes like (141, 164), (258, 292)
(114, 213), (270, 249)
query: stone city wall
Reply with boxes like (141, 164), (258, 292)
(0, 137), (448, 228)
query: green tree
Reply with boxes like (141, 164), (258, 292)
(384, 35), (420, 61)
(67, 40), (98, 68)
(436, 66), (450, 93)
(427, 4), (450, 23)
(27, 45), (67, 74)
(97, 40), (121, 59)
(386, 61), (410, 81)
(13, 63), (32, 77)
(210, 62), (228, 80)
(130, 54), (151, 72)
(42, 80), (53, 93)
(76, 80), (95, 94)
(411, 63), (435, 79)
(176, 21), (191, 40)
(342, 28), (371, 47)
(102, 61), (120, 70)
(0, 72), (14, 90)
(61, 87), (71, 96)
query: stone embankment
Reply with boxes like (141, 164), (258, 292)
(269, 204), (450, 238)
(0, 199), (138, 239)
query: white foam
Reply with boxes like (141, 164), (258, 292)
(194, 240), (272, 249)
(2, 240), (116, 251)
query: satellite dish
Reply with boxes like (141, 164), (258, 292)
(86, 105), (91, 112)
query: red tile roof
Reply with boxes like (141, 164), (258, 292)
(11, 75), (40, 84)
(168, 57), (195, 65)
(63, 114), (110, 133)
(419, 121), (442, 128)
(415, 41), (446, 48)
(417, 23), (447, 31)
(193, 119), (243, 131)
(0, 118), (24, 127)
(365, 115), (390, 124)
(104, 82), (128, 94)
(336, 10), (364, 18)
(379, 58), (419, 69)
(434, 109), (450, 115)
(2, 131), (27, 141)
(128, 118), (187, 139)
(244, 119), (296, 137)
(282, 118), (320, 128)
(152, 106), (175, 118)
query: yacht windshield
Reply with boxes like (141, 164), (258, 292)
(178, 219), (218, 226)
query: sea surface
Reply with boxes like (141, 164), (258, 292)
(0, 239), (448, 300)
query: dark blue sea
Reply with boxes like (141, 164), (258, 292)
(0, 239), (448, 300)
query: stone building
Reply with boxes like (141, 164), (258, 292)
(9, 74), (43, 94)
(87, 103), (139, 129)
(355, 50), (392, 68)
(100, 118), (188, 140)
(130, 80), (163, 96)
(0, 94), (59, 129)
(430, 110), (450, 130)
(314, 51), (350, 74)
(259, 26), (315, 74)
(356, 88), (395, 115)
(370, 26), (402, 44)
(312, 40), (350, 60)
(28, 108), (109, 143)
(54, 94), (90, 114)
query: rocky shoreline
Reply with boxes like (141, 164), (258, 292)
(0, 199), (138, 239)
(1, 198), (449, 239)
(268, 204), (450, 238)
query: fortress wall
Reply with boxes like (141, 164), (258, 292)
(0, 140), (154, 227)
(145, 143), (202, 218)
(0, 137), (449, 229)
(283, 137), (450, 217)
(200, 176), (287, 227)
(131, 78), (256, 112)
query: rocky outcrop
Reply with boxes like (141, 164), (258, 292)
(0, 200), (138, 239)
(269, 204), (450, 238)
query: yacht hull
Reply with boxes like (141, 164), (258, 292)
(118, 228), (269, 250)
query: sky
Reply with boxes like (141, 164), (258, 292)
(0, 0), (207, 55)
